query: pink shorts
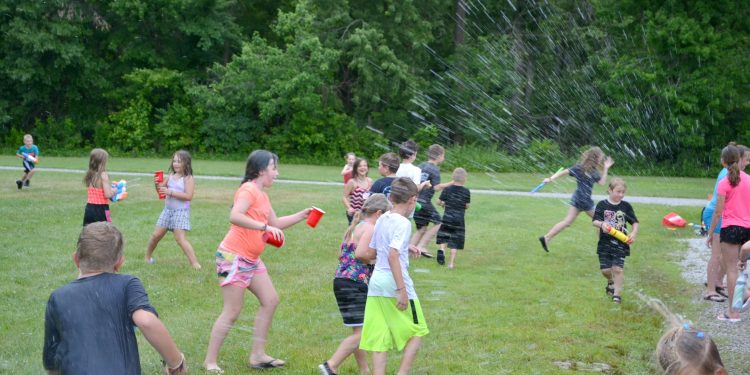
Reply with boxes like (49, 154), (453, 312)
(215, 249), (267, 288)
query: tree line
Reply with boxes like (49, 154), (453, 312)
(1, 0), (748, 175)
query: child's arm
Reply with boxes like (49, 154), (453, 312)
(101, 172), (114, 198)
(341, 164), (352, 176)
(433, 180), (454, 192)
(543, 168), (570, 184)
(598, 157), (614, 185)
(268, 207), (311, 230)
(343, 180), (355, 213)
(387, 247), (409, 311)
(706, 196), (725, 248)
(132, 309), (186, 373)
(43, 299), (61, 375)
(163, 175), (194, 201)
(354, 225), (376, 262)
(628, 222), (639, 244)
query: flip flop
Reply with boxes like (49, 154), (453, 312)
(716, 287), (728, 298)
(249, 358), (286, 369)
(717, 313), (741, 323)
(703, 294), (726, 303)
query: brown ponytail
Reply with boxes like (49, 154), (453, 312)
(721, 144), (741, 187)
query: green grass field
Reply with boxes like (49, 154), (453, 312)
(0, 156), (732, 374)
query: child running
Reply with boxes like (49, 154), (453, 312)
(360, 177), (428, 375)
(82, 148), (114, 226)
(145, 150), (201, 269)
(203, 150), (311, 372)
(15, 134), (39, 189)
(341, 152), (357, 184)
(436, 168), (471, 269)
(411, 144), (453, 257)
(706, 143), (750, 322)
(539, 146), (613, 252)
(591, 178), (639, 304)
(343, 158), (373, 225)
(370, 152), (400, 197)
(43, 222), (187, 375)
(319, 194), (391, 375)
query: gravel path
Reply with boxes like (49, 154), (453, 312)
(677, 238), (750, 373)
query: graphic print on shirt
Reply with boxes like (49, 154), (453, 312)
(603, 209), (628, 234)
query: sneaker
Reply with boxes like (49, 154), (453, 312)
(437, 250), (445, 265)
(16, 180), (22, 190)
(605, 280), (614, 296)
(612, 296), (621, 304)
(318, 362), (338, 375)
(24, 180), (29, 187)
(538, 236), (548, 252)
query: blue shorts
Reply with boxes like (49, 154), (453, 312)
(702, 207), (721, 234)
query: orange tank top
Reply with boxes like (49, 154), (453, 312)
(218, 182), (272, 260)
(87, 187), (108, 204)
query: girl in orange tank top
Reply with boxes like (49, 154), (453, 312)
(82, 149), (114, 226)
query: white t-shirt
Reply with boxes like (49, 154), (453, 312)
(368, 211), (417, 299)
(396, 163), (422, 186)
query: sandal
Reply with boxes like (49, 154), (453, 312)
(249, 358), (286, 369)
(717, 313), (741, 323)
(703, 294), (726, 303)
(612, 296), (621, 304)
(716, 287), (728, 298)
(605, 280), (614, 297)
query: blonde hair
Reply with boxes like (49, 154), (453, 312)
(343, 193), (391, 242)
(83, 148), (109, 187)
(77, 222), (124, 272)
(579, 146), (605, 174)
(608, 177), (626, 191)
(23, 134), (33, 142)
(452, 167), (467, 183)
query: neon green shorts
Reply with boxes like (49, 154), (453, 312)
(359, 297), (429, 352)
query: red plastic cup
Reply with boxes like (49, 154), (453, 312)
(155, 170), (165, 200)
(307, 206), (325, 228)
(262, 232), (284, 248)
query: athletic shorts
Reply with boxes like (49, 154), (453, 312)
(570, 195), (595, 212)
(83, 203), (111, 226)
(436, 222), (465, 250)
(360, 297), (429, 352)
(702, 207), (722, 234)
(156, 208), (191, 231)
(719, 225), (750, 245)
(414, 202), (442, 229)
(598, 249), (626, 269)
(22, 160), (35, 173)
(333, 278), (368, 327)
(215, 249), (267, 288)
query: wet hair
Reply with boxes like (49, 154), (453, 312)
(352, 158), (369, 179)
(399, 140), (418, 159)
(656, 324), (724, 374)
(721, 143), (741, 187)
(77, 222), (124, 272)
(389, 177), (418, 204)
(343, 193), (391, 242)
(452, 167), (467, 183)
(427, 144), (445, 160)
(580, 146), (605, 174)
(379, 152), (400, 174)
(83, 148), (109, 188)
(242, 150), (279, 184)
(608, 177), (626, 191)
(169, 150), (193, 177)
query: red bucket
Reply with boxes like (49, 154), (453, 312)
(662, 212), (687, 228)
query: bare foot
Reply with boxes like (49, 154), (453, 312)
(191, 263), (202, 270)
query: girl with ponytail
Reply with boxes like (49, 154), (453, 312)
(319, 194), (391, 375)
(706, 143), (750, 322)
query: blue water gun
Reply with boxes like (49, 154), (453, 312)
(110, 180), (128, 202)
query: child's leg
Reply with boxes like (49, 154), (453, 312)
(410, 226), (427, 247)
(448, 248), (457, 269)
(544, 207), (582, 243)
(722, 242), (741, 317)
(417, 224), (441, 251)
(247, 272), (284, 366)
(397, 336), (422, 375)
(706, 233), (724, 296)
(372, 352), (388, 375)
(326, 326), (369, 374)
(23, 168), (35, 182)
(174, 229), (201, 269)
(204, 284), (246, 369)
(611, 266), (624, 297)
(600, 268), (612, 281)
(145, 226), (169, 262)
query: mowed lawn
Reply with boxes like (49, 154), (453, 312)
(0, 157), (728, 374)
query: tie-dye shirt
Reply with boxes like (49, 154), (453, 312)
(334, 241), (371, 284)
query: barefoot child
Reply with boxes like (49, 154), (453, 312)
(43, 222), (187, 374)
(591, 178), (638, 304)
(82, 148), (114, 226)
(539, 146), (613, 252)
(360, 178), (428, 375)
(15, 134), (39, 189)
(319, 194), (391, 375)
(145, 150), (201, 269)
(436, 168), (471, 269)
(203, 150), (311, 372)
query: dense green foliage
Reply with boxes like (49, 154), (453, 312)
(1, 0), (748, 174)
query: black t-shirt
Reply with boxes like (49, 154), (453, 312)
(370, 177), (395, 198)
(43, 273), (158, 374)
(569, 164), (600, 201)
(417, 162), (441, 203)
(439, 185), (471, 225)
(593, 199), (638, 255)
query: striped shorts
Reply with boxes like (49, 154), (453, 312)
(156, 208), (191, 231)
